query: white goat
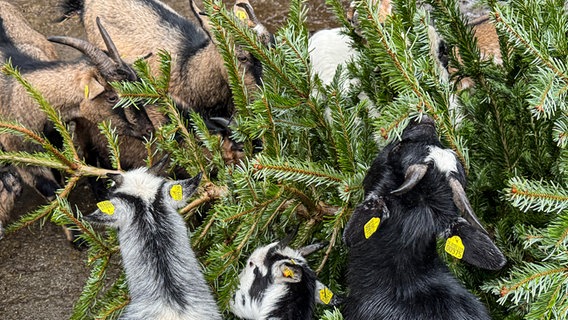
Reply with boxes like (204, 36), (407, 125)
(85, 160), (221, 320)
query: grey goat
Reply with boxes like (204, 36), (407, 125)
(85, 160), (222, 320)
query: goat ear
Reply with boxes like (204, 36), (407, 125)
(275, 263), (303, 284)
(445, 219), (506, 271)
(314, 280), (343, 306)
(167, 172), (202, 205)
(148, 156), (170, 176)
(80, 76), (105, 100)
(343, 193), (389, 247)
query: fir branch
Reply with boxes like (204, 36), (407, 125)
(0, 122), (77, 170)
(493, 7), (568, 85)
(2, 61), (78, 157)
(70, 255), (111, 320)
(98, 121), (122, 171)
(5, 175), (80, 234)
(507, 176), (568, 214)
(253, 156), (344, 188)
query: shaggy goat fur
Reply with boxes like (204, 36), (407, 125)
(342, 116), (506, 320)
(86, 164), (221, 320)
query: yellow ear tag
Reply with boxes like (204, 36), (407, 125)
(319, 287), (334, 305)
(364, 217), (381, 239)
(445, 235), (465, 259)
(235, 8), (248, 22)
(97, 200), (115, 215)
(170, 184), (183, 201)
(84, 84), (90, 99)
(283, 267), (295, 278)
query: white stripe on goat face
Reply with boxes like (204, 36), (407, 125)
(231, 242), (308, 319)
(114, 167), (163, 203)
(425, 146), (458, 176)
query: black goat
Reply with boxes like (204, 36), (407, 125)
(342, 116), (506, 320)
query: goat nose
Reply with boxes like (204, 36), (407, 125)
(419, 115), (435, 126)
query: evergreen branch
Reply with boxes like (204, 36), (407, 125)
(493, 8), (568, 85)
(507, 176), (568, 214)
(0, 122), (77, 170)
(205, 0), (309, 99)
(54, 201), (111, 252)
(5, 175), (80, 234)
(2, 61), (78, 158)
(180, 182), (228, 215)
(497, 264), (567, 305)
(253, 156), (344, 188)
(98, 121), (122, 171)
(70, 255), (111, 320)
(315, 207), (346, 274)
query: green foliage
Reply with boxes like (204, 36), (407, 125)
(3, 0), (568, 319)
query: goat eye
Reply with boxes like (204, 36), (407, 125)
(107, 94), (119, 104)
(238, 55), (248, 63)
(248, 261), (254, 267)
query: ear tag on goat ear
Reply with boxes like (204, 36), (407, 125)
(282, 267), (295, 278)
(170, 184), (183, 201)
(319, 287), (334, 305)
(84, 85), (89, 99)
(364, 217), (381, 239)
(235, 7), (248, 22)
(445, 235), (465, 259)
(97, 200), (115, 215)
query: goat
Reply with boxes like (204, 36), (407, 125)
(230, 236), (341, 320)
(0, 17), (153, 242)
(342, 116), (506, 320)
(84, 160), (222, 320)
(308, 28), (356, 88)
(0, 1), (58, 61)
(62, 0), (271, 120)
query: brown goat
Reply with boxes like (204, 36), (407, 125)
(0, 17), (153, 241)
(73, 0), (271, 119)
(0, 1), (58, 61)
(60, 0), (270, 168)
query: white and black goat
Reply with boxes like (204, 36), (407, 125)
(342, 116), (506, 319)
(0, 15), (153, 241)
(85, 160), (221, 320)
(231, 236), (340, 320)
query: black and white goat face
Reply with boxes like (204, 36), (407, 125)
(86, 166), (201, 229)
(348, 115), (506, 270)
(231, 241), (338, 320)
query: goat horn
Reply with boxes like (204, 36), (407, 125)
(48, 35), (116, 78)
(449, 178), (489, 235)
(391, 164), (428, 195)
(276, 225), (299, 249)
(297, 242), (327, 257)
(235, 2), (260, 27)
(148, 156), (170, 176)
(96, 17), (138, 82)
